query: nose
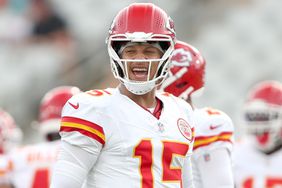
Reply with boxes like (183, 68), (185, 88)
(133, 51), (147, 60)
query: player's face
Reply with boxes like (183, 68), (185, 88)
(121, 44), (162, 82)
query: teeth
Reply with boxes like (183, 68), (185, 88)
(132, 68), (147, 71)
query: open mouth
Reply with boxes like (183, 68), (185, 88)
(131, 67), (149, 80)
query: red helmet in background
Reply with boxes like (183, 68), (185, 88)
(107, 3), (176, 95)
(38, 86), (81, 138)
(160, 40), (206, 100)
(0, 109), (22, 154)
(243, 80), (282, 153)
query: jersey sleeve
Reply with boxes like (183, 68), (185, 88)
(192, 148), (234, 187)
(173, 96), (196, 156)
(51, 140), (97, 188)
(193, 107), (234, 158)
(59, 91), (111, 154)
(182, 155), (194, 188)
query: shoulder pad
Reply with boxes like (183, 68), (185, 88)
(193, 107), (234, 150)
(195, 107), (234, 133)
(63, 89), (114, 114)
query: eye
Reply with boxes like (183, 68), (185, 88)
(124, 49), (135, 54)
(145, 47), (159, 54)
(122, 48), (137, 57)
(144, 48), (162, 58)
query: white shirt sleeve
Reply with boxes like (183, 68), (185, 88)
(50, 141), (99, 188)
(182, 156), (194, 188)
(193, 148), (234, 188)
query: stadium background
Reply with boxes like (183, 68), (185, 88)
(0, 0), (281, 143)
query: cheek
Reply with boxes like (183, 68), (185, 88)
(149, 62), (160, 76)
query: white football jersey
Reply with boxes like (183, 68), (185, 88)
(0, 154), (12, 185)
(9, 141), (60, 188)
(192, 107), (234, 187)
(60, 88), (195, 188)
(233, 138), (282, 188)
(192, 107), (233, 154)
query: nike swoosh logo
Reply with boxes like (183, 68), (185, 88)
(209, 124), (223, 130)
(68, 102), (79, 109)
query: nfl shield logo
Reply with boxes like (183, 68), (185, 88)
(157, 122), (165, 133)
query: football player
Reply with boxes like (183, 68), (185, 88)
(233, 81), (282, 188)
(8, 86), (80, 188)
(51, 3), (195, 188)
(160, 40), (234, 187)
(0, 109), (23, 155)
(0, 109), (22, 188)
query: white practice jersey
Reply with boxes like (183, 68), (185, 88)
(233, 139), (282, 188)
(59, 88), (195, 188)
(9, 141), (60, 188)
(192, 107), (234, 187)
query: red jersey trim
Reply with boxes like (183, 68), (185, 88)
(60, 116), (105, 145)
(139, 98), (163, 119)
(152, 98), (163, 119)
(193, 132), (232, 151)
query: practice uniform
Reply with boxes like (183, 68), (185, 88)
(9, 141), (60, 188)
(233, 139), (282, 188)
(52, 88), (195, 188)
(192, 107), (234, 188)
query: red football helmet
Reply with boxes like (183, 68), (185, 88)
(243, 81), (282, 153)
(107, 3), (176, 95)
(160, 40), (206, 100)
(0, 109), (22, 154)
(38, 86), (80, 139)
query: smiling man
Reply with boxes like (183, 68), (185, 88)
(51, 3), (196, 188)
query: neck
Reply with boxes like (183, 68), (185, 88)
(119, 84), (157, 108)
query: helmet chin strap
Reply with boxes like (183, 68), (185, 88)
(124, 80), (156, 95)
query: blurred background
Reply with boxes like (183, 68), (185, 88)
(0, 0), (281, 143)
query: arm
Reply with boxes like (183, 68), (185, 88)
(50, 140), (99, 188)
(182, 156), (194, 188)
(194, 148), (234, 188)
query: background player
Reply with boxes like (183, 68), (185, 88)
(8, 86), (80, 188)
(0, 109), (22, 188)
(0, 109), (23, 155)
(51, 3), (195, 188)
(233, 80), (282, 188)
(160, 40), (234, 187)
